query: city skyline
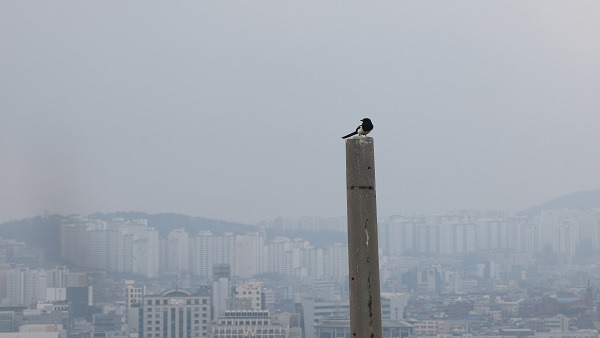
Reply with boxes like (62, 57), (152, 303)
(8, 207), (600, 276)
(2, 207), (600, 337)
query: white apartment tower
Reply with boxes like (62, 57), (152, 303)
(236, 232), (266, 278)
(267, 237), (293, 276)
(123, 220), (160, 279)
(324, 243), (348, 279)
(6, 267), (46, 306)
(189, 232), (236, 278)
(59, 217), (105, 266)
(165, 228), (190, 276)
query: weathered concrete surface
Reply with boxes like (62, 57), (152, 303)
(345, 137), (382, 338)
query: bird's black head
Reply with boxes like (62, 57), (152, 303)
(361, 118), (371, 123)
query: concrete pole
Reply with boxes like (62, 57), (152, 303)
(345, 137), (382, 338)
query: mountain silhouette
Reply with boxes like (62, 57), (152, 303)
(518, 189), (600, 216)
(0, 212), (257, 263)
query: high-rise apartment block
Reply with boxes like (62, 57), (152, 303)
(6, 267), (46, 306)
(236, 232), (266, 278)
(189, 232), (236, 278)
(60, 217), (158, 278)
(163, 229), (190, 276)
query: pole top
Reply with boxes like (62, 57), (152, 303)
(344, 136), (373, 144)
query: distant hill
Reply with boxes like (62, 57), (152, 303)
(0, 212), (258, 263)
(0, 215), (63, 262)
(518, 189), (600, 216)
(88, 211), (258, 236)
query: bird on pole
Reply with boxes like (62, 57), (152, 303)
(342, 118), (374, 139)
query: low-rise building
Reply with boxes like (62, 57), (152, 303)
(207, 310), (300, 338)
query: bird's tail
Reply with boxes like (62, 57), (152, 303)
(341, 131), (358, 139)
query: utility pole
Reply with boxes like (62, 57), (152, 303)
(345, 136), (382, 338)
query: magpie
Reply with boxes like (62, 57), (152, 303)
(341, 118), (374, 139)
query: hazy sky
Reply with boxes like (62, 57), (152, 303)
(2, 2), (600, 224)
